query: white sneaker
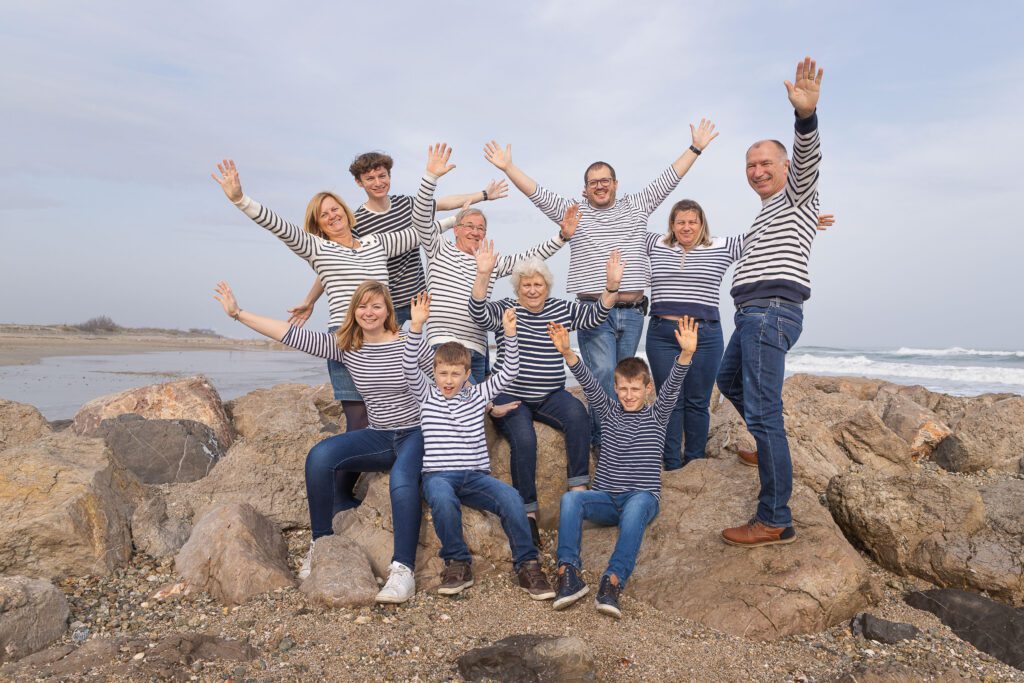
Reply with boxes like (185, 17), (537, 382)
(298, 539), (316, 580)
(375, 561), (415, 604)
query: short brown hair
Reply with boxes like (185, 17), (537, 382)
(434, 341), (472, 371)
(614, 357), (652, 386)
(334, 281), (399, 352)
(349, 152), (394, 180)
(303, 191), (357, 240)
(584, 161), (616, 185)
(665, 199), (712, 249)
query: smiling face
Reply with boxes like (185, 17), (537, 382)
(583, 164), (618, 208)
(435, 362), (472, 398)
(316, 196), (351, 241)
(354, 293), (388, 334)
(454, 212), (487, 254)
(672, 209), (704, 250)
(355, 166), (391, 202)
(614, 373), (651, 412)
(745, 141), (790, 200)
(516, 274), (549, 312)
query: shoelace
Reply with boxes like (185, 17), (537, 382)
(522, 562), (546, 584)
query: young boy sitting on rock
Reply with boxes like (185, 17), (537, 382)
(546, 317), (697, 618)
(402, 292), (555, 600)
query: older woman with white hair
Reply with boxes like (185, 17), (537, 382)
(469, 225), (623, 546)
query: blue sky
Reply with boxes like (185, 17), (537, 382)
(2, 1), (1022, 349)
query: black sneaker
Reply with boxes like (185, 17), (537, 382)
(528, 516), (541, 549)
(595, 574), (622, 619)
(552, 563), (589, 610)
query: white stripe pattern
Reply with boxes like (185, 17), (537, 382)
(646, 232), (743, 321)
(352, 195), (429, 308)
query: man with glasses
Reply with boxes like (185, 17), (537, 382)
(484, 120), (718, 447)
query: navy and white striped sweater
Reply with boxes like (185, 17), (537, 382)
(646, 232), (743, 321)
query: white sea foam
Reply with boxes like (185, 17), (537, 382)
(891, 347), (1024, 358)
(787, 354), (1024, 389)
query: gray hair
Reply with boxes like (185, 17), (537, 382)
(510, 257), (555, 294)
(455, 207), (487, 228)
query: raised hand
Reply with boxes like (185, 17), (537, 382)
(817, 213), (835, 231)
(213, 281), (241, 319)
(502, 307), (517, 337)
(605, 250), (624, 292)
(483, 140), (512, 171)
(410, 291), (431, 329)
(690, 118), (719, 151)
(286, 302), (314, 327)
(547, 321), (571, 355)
(559, 204), (581, 240)
(674, 316), (699, 361)
(211, 159), (243, 202)
(484, 178), (509, 201)
(785, 56), (824, 118)
(426, 143), (456, 178)
(474, 239), (499, 275)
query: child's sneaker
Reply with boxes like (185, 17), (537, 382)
(297, 539), (316, 580)
(437, 560), (474, 596)
(516, 560), (555, 600)
(552, 563), (588, 610)
(376, 561), (416, 604)
(595, 574), (622, 619)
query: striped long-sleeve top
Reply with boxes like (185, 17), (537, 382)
(645, 232), (744, 321)
(468, 296), (610, 400)
(351, 195), (429, 309)
(527, 167), (681, 295)
(569, 357), (689, 499)
(232, 195), (420, 326)
(280, 326), (434, 430)
(403, 329), (519, 473)
(412, 174), (566, 354)
(731, 113), (822, 305)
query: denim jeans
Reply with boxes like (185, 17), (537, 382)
(716, 301), (803, 527)
(394, 305), (411, 329)
(327, 325), (363, 403)
(421, 470), (537, 568)
(491, 390), (591, 513)
(646, 317), (724, 469)
(576, 304), (645, 445)
(305, 427), (424, 568)
(470, 349), (489, 385)
(556, 489), (659, 586)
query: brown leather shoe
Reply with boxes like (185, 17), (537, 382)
(516, 560), (556, 600)
(737, 449), (758, 467)
(437, 560), (474, 595)
(721, 519), (796, 547)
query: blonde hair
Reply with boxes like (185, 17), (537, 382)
(304, 191), (358, 241)
(334, 281), (398, 352)
(664, 199), (712, 249)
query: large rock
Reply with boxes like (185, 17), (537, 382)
(0, 432), (142, 579)
(457, 635), (594, 682)
(932, 396), (1024, 473)
(827, 468), (1024, 605)
(299, 534), (379, 608)
(874, 389), (952, 458)
(0, 576), (69, 663)
(0, 399), (51, 451)
(94, 414), (221, 484)
(579, 458), (873, 639)
(174, 503), (295, 605)
(168, 384), (341, 529)
(130, 495), (191, 559)
(73, 375), (234, 451)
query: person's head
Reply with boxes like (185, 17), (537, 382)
(349, 152), (394, 202)
(453, 208), (488, 254)
(334, 280), (399, 351)
(510, 257), (554, 311)
(304, 191), (357, 243)
(582, 161), (618, 208)
(433, 342), (472, 398)
(613, 357), (653, 412)
(665, 199), (712, 250)
(745, 140), (789, 200)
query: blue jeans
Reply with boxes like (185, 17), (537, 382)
(470, 349), (489, 385)
(305, 427), (424, 568)
(556, 489), (659, 586)
(394, 305), (411, 329)
(646, 317), (724, 469)
(491, 390), (591, 513)
(716, 301), (803, 527)
(421, 470), (537, 568)
(576, 304), (645, 446)
(327, 325), (363, 403)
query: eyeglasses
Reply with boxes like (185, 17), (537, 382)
(456, 223), (487, 233)
(586, 177), (614, 189)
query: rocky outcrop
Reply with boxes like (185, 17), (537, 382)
(174, 503), (295, 605)
(932, 396), (1024, 473)
(579, 458), (874, 640)
(457, 635), (594, 683)
(94, 414), (221, 484)
(0, 577), (69, 663)
(0, 399), (51, 451)
(73, 375), (234, 451)
(0, 432), (142, 579)
(827, 468), (1024, 605)
(299, 534), (379, 608)
(130, 495), (191, 559)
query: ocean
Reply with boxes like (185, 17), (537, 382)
(2, 345), (1022, 421)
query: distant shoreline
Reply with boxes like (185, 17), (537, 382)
(0, 324), (281, 367)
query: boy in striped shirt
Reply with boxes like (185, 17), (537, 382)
(402, 293), (555, 600)
(546, 317), (697, 618)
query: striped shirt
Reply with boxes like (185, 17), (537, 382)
(528, 167), (681, 295)
(233, 195), (420, 327)
(280, 326), (434, 430)
(468, 296), (610, 400)
(731, 113), (822, 304)
(352, 195), (429, 309)
(645, 232), (744, 321)
(403, 329), (519, 473)
(413, 174), (566, 355)
(569, 357), (689, 499)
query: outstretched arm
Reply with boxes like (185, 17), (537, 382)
(412, 143), (457, 254)
(436, 178), (510, 211)
(287, 278), (324, 327)
(652, 317), (697, 425)
(213, 281), (289, 341)
(670, 118), (719, 178)
(483, 141), (538, 197)
(549, 322), (614, 421)
(478, 308), (520, 401)
(785, 56), (825, 204)
(402, 292), (434, 401)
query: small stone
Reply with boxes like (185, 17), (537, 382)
(133, 651), (145, 660)
(72, 628), (90, 644)
(439, 614), (451, 622)
(278, 637), (295, 652)
(354, 615), (372, 625)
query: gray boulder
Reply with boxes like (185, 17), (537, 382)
(95, 414), (221, 484)
(0, 576), (69, 663)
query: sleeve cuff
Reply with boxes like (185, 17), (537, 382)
(423, 172), (439, 183)
(233, 195), (252, 210)
(794, 110), (818, 135)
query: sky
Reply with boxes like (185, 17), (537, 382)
(1, 1), (1022, 350)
